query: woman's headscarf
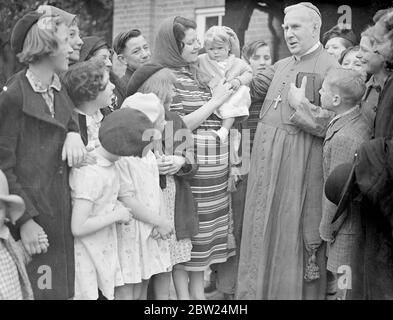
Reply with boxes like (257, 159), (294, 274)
(152, 17), (189, 68)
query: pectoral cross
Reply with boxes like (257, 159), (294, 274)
(273, 94), (282, 109)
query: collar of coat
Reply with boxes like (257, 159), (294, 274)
(324, 106), (361, 142)
(11, 70), (74, 131)
(26, 69), (61, 93)
(293, 42), (322, 62)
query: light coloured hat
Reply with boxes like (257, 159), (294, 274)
(0, 170), (25, 224)
(121, 92), (164, 124)
(37, 5), (76, 27)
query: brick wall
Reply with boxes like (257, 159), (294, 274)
(113, 0), (280, 59)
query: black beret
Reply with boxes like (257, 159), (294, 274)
(11, 11), (44, 54)
(126, 62), (164, 97)
(99, 108), (154, 157)
(324, 162), (357, 223)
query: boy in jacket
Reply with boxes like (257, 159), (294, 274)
(319, 68), (371, 299)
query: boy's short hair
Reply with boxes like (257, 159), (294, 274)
(324, 67), (366, 106)
(112, 29), (142, 55)
(242, 40), (270, 64)
(61, 58), (107, 108)
(17, 15), (65, 64)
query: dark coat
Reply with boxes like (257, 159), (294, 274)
(110, 70), (126, 108)
(122, 67), (136, 95)
(337, 75), (393, 299)
(160, 109), (199, 240)
(374, 74), (393, 138)
(345, 137), (393, 299)
(0, 70), (76, 300)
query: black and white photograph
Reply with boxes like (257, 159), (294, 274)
(1, 0), (393, 303)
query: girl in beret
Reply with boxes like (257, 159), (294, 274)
(0, 11), (86, 299)
(128, 63), (199, 299)
(115, 93), (173, 300)
(152, 16), (234, 300)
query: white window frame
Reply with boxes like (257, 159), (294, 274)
(195, 7), (225, 44)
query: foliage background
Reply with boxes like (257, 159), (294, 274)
(0, 0), (113, 41)
(0, 0), (114, 89)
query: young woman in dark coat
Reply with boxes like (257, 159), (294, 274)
(0, 12), (85, 300)
(326, 8), (393, 300)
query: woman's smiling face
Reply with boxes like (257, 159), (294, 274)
(180, 28), (201, 63)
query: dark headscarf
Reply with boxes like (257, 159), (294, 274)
(79, 36), (109, 62)
(152, 17), (189, 68)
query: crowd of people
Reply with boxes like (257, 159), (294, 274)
(1, 1), (393, 300)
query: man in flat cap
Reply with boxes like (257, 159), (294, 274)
(237, 2), (339, 299)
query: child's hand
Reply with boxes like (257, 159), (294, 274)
(73, 152), (97, 168)
(165, 155), (186, 175)
(229, 78), (241, 91)
(211, 79), (233, 106)
(155, 219), (174, 240)
(62, 132), (87, 167)
(38, 231), (49, 247)
(20, 219), (48, 255)
(156, 155), (174, 175)
(115, 206), (133, 224)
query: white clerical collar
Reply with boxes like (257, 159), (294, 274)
(294, 41), (321, 60)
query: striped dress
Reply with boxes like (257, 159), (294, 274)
(170, 66), (235, 271)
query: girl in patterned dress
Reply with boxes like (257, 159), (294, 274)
(66, 61), (139, 300)
(127, 64), (199, 299)
(115, 93), (173, 300)
(152, 16), (234, 299)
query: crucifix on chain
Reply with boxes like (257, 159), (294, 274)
(273, 94), (282, 109)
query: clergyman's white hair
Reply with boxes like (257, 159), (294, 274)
(284, 3), (322, 31)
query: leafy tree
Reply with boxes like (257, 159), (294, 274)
(1, 0), (113, 42)
(0, 0), (113, 89)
